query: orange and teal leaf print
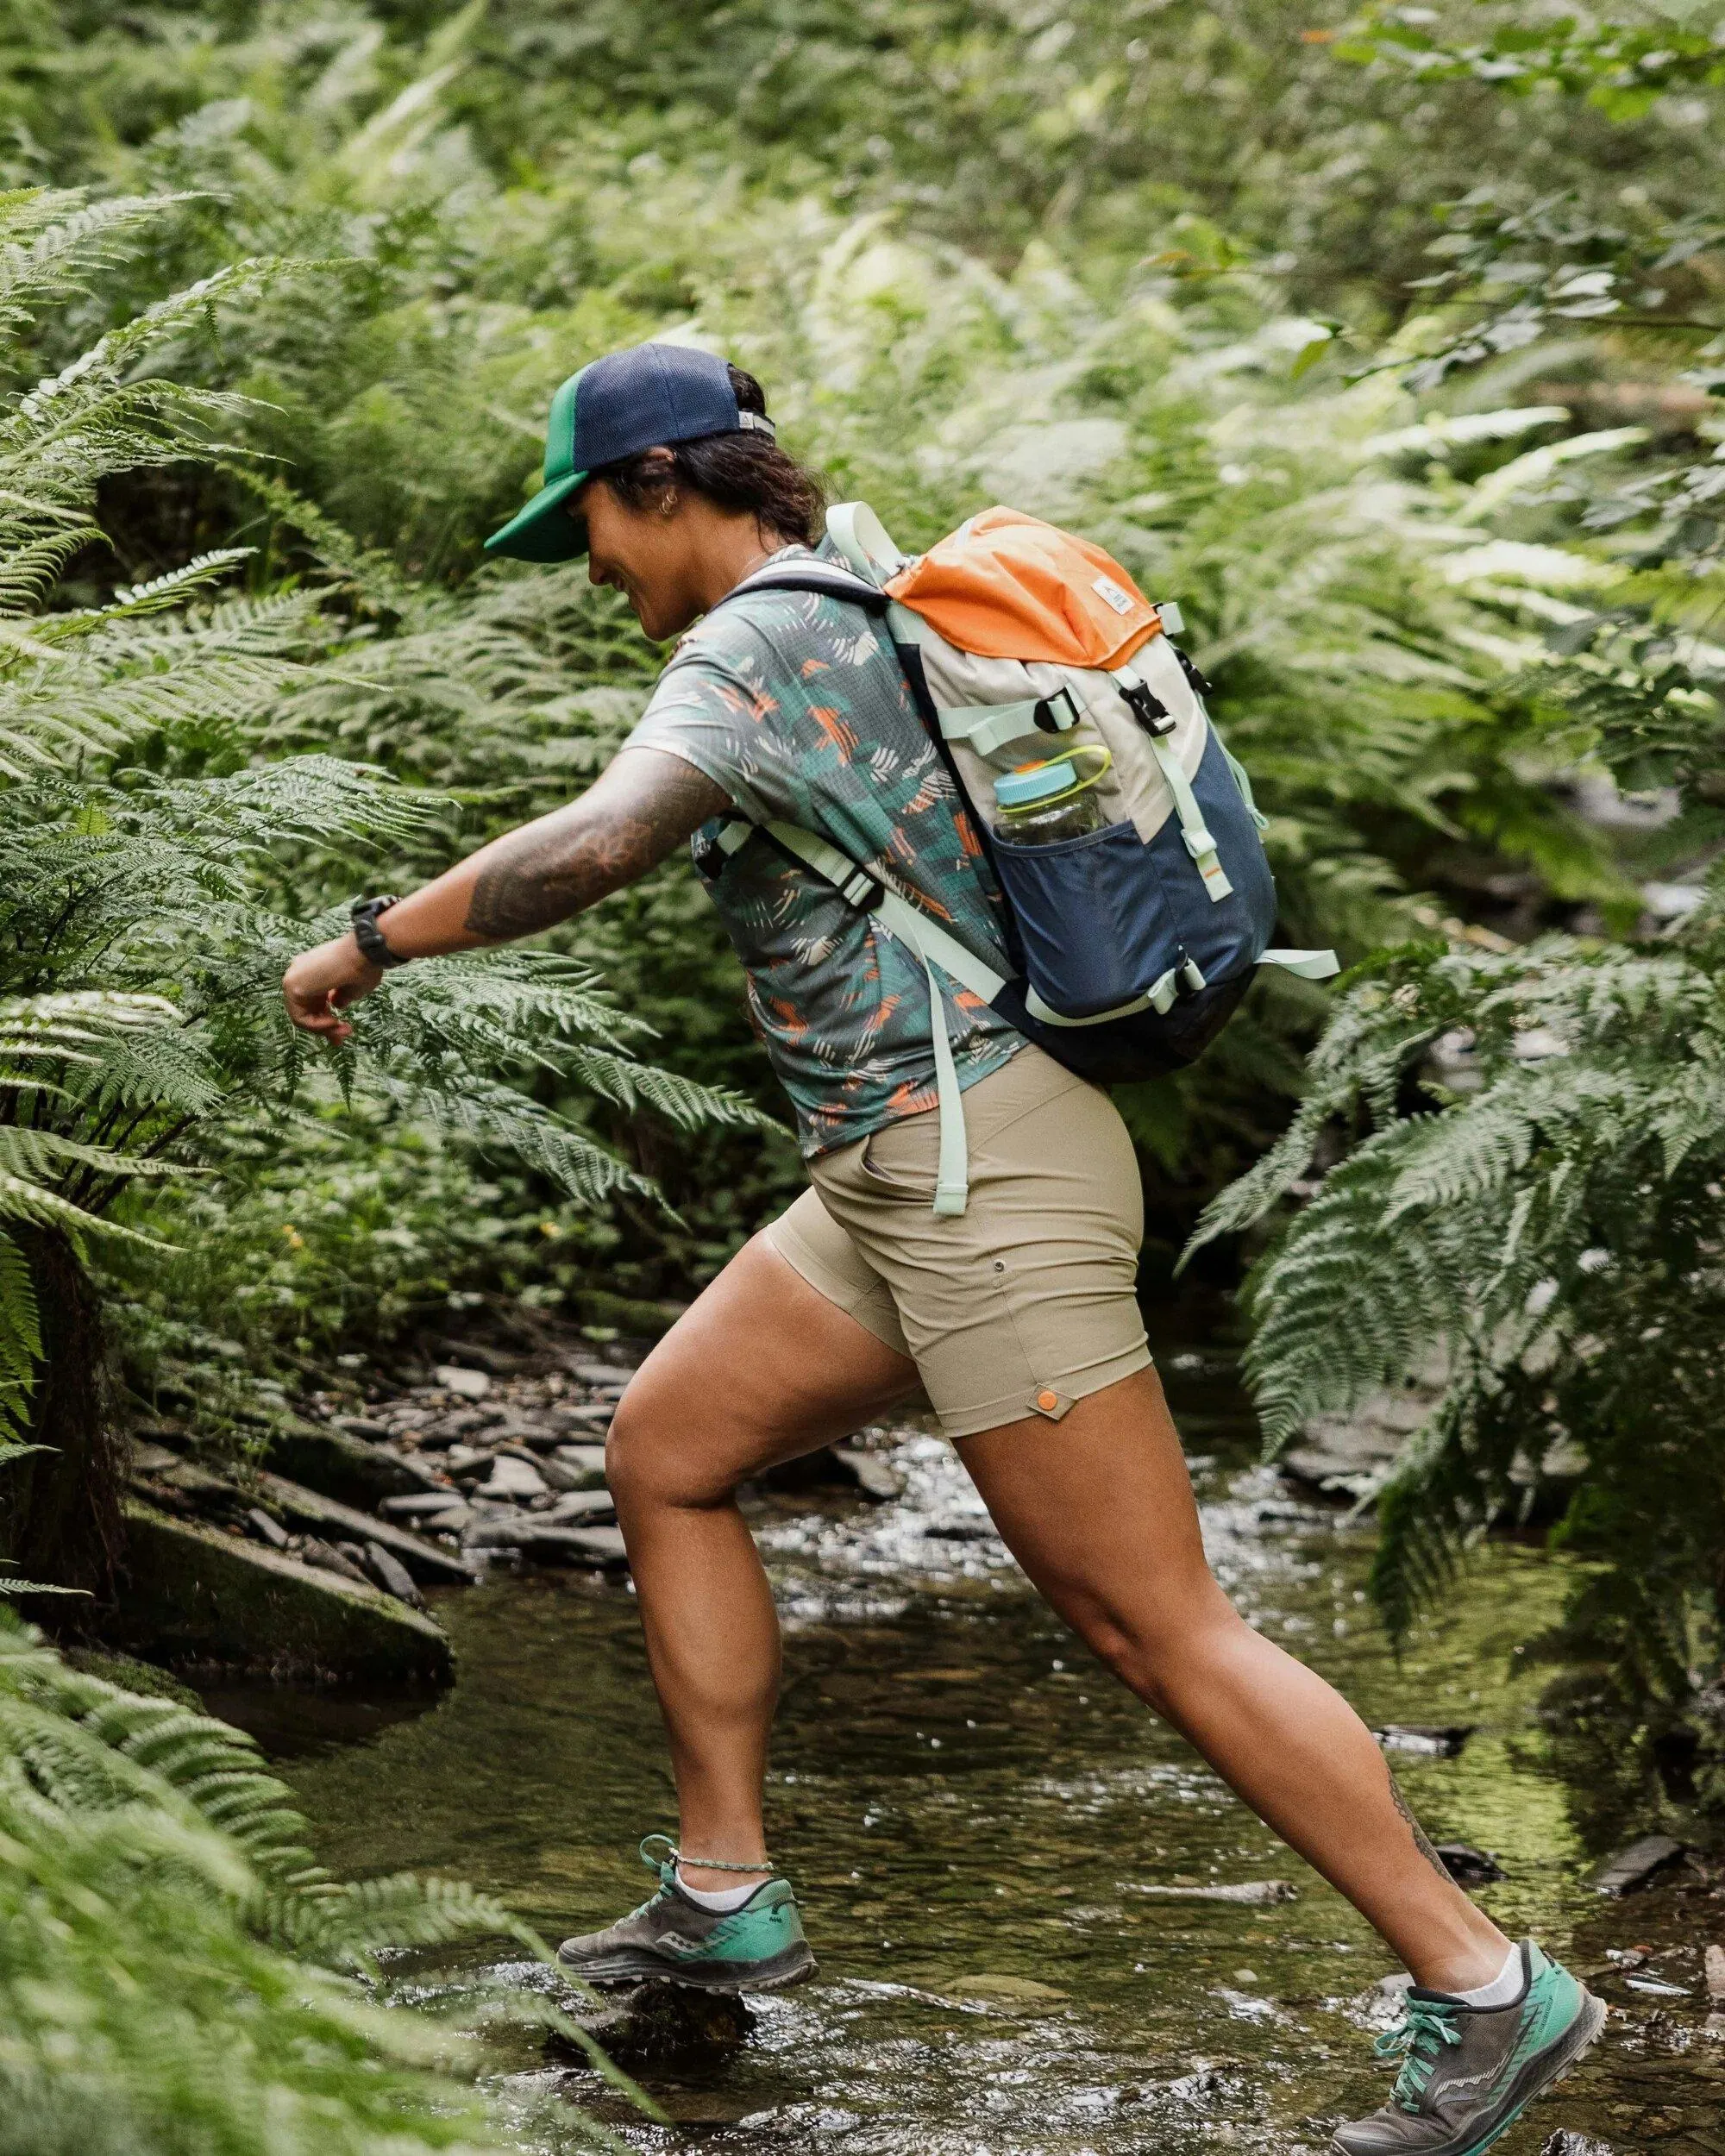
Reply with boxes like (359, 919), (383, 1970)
(624, 543), (1023, 1160)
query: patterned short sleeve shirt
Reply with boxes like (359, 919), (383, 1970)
(623, 545), (1024, 1158)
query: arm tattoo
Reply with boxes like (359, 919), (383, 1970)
(1389, 1771), (1452, 1883)
(465, 749), (731, 942)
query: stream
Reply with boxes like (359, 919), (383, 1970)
(210, 1350), (1724, 2152)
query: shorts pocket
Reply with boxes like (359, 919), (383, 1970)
(857, 1119), (938, 1203)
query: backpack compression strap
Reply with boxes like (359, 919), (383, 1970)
(715, 818), (1005, 1218)
(1108, 661), (1233, 903)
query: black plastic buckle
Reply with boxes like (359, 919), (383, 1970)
(1119, 677), (1176, 739)
(692, 830), (730, 881)
(1174, 649), (1216, 703)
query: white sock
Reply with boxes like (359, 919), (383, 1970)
(675, 1867), (767, 1912)
(1452, 1943), (1523, 2009)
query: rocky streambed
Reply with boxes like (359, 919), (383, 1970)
(112, 1320), (897, 1687)
(172, 1341), (1725, 2156)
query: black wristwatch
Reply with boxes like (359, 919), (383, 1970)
(350, 895), (411, 969)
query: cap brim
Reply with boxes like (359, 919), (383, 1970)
(483, 470), (590, 561)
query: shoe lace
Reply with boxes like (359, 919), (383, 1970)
(1374, 1996), (1464, 2112)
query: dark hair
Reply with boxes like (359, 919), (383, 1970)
(592, 364), (826, 547)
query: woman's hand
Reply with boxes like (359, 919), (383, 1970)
(282, 933), (382, 1044)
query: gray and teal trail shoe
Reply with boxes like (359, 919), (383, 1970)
(1334, 1942), (1605, 2156)
(556, 1836), (816, 1994)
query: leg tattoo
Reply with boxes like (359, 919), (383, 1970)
(1389, 1770), (1452, 1882)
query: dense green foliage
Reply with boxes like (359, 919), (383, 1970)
(0, 0), (1718, 1716)
(0, 0), (1716, 2138)
(1189, 8), (1725, 1758)
(0, 1602), (644, 2151)
(0, 182), (762, 1489)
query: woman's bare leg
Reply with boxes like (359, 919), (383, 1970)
(605, 1232), (917, 1891)
(611, 1248), (1505, 1984)
(958, 1365), (1511, 1993)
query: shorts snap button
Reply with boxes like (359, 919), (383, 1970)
(1036, 1388), (1058, 1413)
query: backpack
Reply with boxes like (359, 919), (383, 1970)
(707, 502), (1337, 1215)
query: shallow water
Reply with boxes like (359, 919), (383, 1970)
(232, 1353), (1725, 2152)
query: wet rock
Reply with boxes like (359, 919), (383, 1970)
(567, 1361), (634, 1388)
(434, 1364), (492, 1401)
(116, 1500), (453, 1684)
(549, 1979), (752, 2065)
(462, 1520), (629, 1568)
(1284, 1385), (1581, 1520)
(421, 1509), (473, 1536)
(298, 1537), (373, 1589)
(492, 1439), (551, 1468)
(1437, 1843), (1506, 1884)
(832, 1444), (906, 1501)
(363, 1541), (427, 1612)
(426, 1338), (530, 1377)
(245, 1506), (290, 1551)
(331, 1414), (396, 1441)
(548, 1444), (608, 1489)
(1592, 1834), (1688, 1896)
(539, 1489), (618, 1525)
(492, 1420), (566, 1453)
(1165, 2065), (1230, 2103)
(1376, 1724), (1476, 1758)
(1280, 1390), (1423, 1498)
(1127, 1879), (1298, 1904)
(762, 1444), (902, 1500)
(133, 1454), (236, 1507)
(379, 1491), (467, 1521)
(1707, 1942), (1725, 2002)
(257, 1471), (478, 1585)
(268, 1422), (445, 1509)
(418, 1407), (505, 1445)
(553, 1404), (616, 1437)
(924, 1516), (997, 1541)
(947, 1973), (1068, 2004)
(480, 1454), (548, 1501)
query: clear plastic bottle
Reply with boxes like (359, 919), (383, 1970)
(993, 755), (1106, 845)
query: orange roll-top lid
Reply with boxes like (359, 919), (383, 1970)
(884, 506), (1163, 669)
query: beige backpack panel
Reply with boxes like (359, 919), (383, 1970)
(906, 616), (1205, 847)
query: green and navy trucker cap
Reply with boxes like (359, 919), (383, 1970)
(484, 342), (775, 563)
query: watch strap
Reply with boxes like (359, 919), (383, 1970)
(350, 895), (411, 969)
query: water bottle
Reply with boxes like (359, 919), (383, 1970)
(993, 749), (1110, 846)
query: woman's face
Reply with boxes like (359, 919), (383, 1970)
(574, 468), (706, 642)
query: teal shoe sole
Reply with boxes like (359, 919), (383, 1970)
(556, 1938), (818, 1994)
(1333, 1990), (1607, 2156)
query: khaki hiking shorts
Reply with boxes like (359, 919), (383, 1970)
(764, 1044), (1151, 1439)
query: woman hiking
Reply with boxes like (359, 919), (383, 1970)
(282, 341), (1601, 2155)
